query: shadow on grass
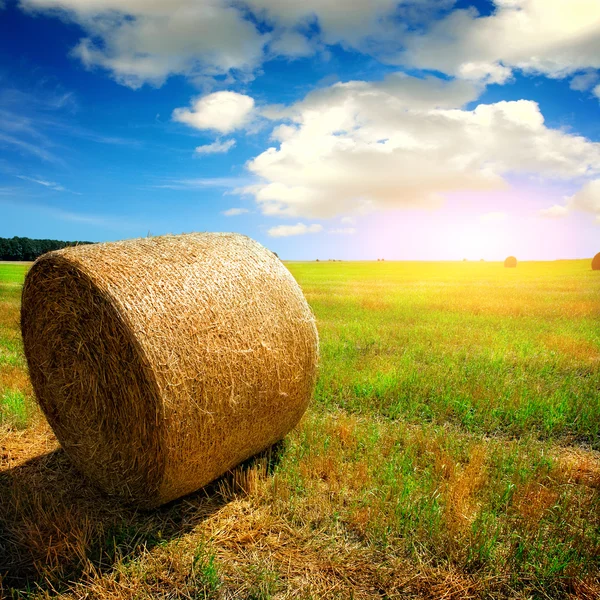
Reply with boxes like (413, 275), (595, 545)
(0, 442), (284, 596)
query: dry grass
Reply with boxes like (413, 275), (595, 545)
(442, 445), (488, 535)
(553, 448), (600, 488)
(1, 411), (599, 598)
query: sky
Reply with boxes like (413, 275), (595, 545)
(1, 0), (600, 260)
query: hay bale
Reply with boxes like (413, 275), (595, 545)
(504, 256), (517, 268)
(21, 233), (319, 508)
(592, 253), (600, 270)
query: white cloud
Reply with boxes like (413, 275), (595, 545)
(594, 84), (600, 101)
(17, 0), (600, 90)
(195, 139), (236, 154)
(16, 175), (81, 194)
(479, 211), (507, 223)
(267, 222), (323, 237)
(222, 207), (249, 216)
(269, 31), (315, 58)
(570, 71), (599, 92)
(0, 131), (61, 164)
(247, 0), (400, 46)
(20, 0), (267, 88)
(17, 175), (66, 192)
(539, 204), (569, 219)
(243, 74), (600, 219)
(539, 180), (600, 220)
(570, 179), (600, 216)
(18, 0), (426, 88)
(329, 227), (356, 235)
(152, 177), (250, 190)
(458, 61), (513, 85)
(399, 0), (600, 83)
(173, 92), (254, 133)
(266, 73), (482, 121)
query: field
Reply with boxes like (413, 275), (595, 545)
(1, 260), (599, 599)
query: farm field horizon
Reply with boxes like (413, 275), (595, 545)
(0, 259), (599, 598)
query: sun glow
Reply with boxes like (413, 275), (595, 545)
(448, 220), (511, 261)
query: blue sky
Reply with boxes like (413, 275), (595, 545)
(1, 0), (599, 260)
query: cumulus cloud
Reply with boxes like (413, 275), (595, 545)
(267, 223), (323, 237)
(539, 180), (600, 220)
(20, 0), (270, 88)
(399, 0), (600, 83)
(247, 0), (400, 47)
(20, 0), (600, 91)
(173, 92), (254, 133)
(539, 204), (569, 219)
(243, 74), (600, 219)
(195, 139), (236, 154)
(570, 71), (599, 92)
(594, 84), (600, 101)
(18, 0), (428, 87)
(269, 31), (315, 58)
(222, 207), (249, 216)
(570, 179), (600, 215)
(17, 0), (600, 90)
(457, 61), (513, 85)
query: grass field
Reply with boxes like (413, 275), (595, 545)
(1, 260), (599, 598)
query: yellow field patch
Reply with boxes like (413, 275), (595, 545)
(543, 334), (600, 364)
(0, 365), (32, 393)
(553, 448), (600, 489)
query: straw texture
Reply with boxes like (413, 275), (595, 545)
(592, 253), (600, 270)
(21, 233), (319, 508)
(504, 256), (517, 268)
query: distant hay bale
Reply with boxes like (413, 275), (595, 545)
(21, 233), (319, 508)
(504, 256), (517, 268)
(592, 253), (600, 270)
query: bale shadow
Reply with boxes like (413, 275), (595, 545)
(0, 441), (284, 595)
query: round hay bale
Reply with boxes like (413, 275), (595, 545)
(504, 256), (517, 268)
(592, 253), (600, 270)
(21, 233), (319, 508)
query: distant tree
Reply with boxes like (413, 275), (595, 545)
(0, 236), (93, 261)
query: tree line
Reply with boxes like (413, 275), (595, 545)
(0, 236), (93, 261)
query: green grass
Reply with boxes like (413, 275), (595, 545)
(292, 260), (600, 447)
(0, 388), (29, 429)
(0, 263), (31, 430)
(0, 263), (29, 284)
(0, 259), (599, 598)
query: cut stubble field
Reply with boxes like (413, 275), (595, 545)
(0, 260), (598, 599)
